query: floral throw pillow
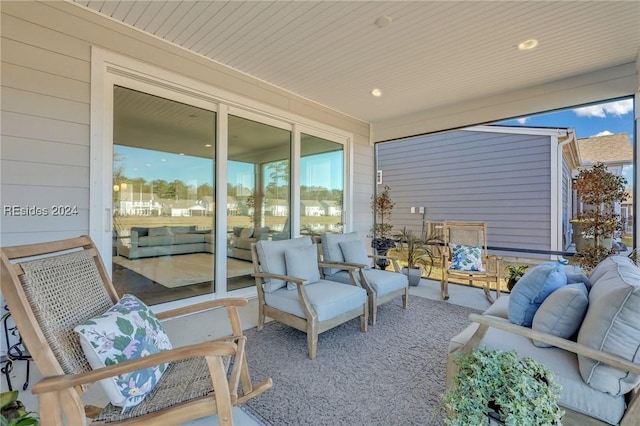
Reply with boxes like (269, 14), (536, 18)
(450, 243), (485, 272)
(74, 294), (173, 412)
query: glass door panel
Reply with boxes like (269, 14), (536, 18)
(300, 134), (344, 235)
(227, 115), (291, 289)
(112, 86), (216, 305)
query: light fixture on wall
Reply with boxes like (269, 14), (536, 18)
(371, 88), (382, 97)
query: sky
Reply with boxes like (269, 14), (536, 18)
(115, 147), (344, 191)
(496, 97), (635, 186)
(116, 97), (635, 191)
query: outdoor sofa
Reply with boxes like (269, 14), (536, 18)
(117, 225), (214, 259)
(448, 255), (640, 425)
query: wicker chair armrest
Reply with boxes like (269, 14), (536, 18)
(31, 341), (237, 395)
(156, 298), (248, 320)
(468, 313), (640, 374)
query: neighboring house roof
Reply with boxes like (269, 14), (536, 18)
(577, 133), (633, 165)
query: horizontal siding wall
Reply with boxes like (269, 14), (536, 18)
(376, 130), (552, 255)
(0, 1), (372, 248)
(1, 11), (92, 245)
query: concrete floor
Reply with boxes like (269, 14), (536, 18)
(1, 279), (493, 425)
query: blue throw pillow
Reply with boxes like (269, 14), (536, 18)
(508, 261), (567, 327)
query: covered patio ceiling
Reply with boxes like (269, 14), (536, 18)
(72, 1), (640, 125)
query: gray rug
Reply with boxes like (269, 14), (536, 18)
(242, 296), (479, 426)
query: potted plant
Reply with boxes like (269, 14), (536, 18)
(370, 185), (396, 269)
(505, 264), (528, 291)
(571, 162), (628, 269)
(393, 227), (443, 285)
(441, 348), (564, 426)
(1, 390), (39, 426)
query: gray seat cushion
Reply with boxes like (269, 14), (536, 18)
(264, 279), (367, 322)
(326, 269), (407, 297)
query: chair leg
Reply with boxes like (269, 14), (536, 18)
(441, 276), (450, 300)
(257, 303), (265, 331)
(361, 305), (368, 333)
(307, 323), (318, 360)
(369, 293), (377, 326)
(483, 283), (495, 304)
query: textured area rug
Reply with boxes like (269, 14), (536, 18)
(112, 253), (253, 288)
(242, 297), (479, 426)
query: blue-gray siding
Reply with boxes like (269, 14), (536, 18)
(376, 130), (552, 255)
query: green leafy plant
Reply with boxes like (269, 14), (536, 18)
(571, 162), (628, 269)
(393, 227), (443, 277)
(1, 391), (39, 426)
(505, 264), (528, 291)
(441, 348), (564, 426)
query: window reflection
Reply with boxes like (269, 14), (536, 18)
(300, 134), (344, 235)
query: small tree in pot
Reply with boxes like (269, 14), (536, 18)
(370, 185), (396, 268)
(394, 227), (443, 285)
(571, 162), (627, 269)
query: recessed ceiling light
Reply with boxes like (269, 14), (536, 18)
(205, 144), (212, 147)
(518, 39), (538, 51)
(371, 88), (382, 97)
(375, 15), (392, 28)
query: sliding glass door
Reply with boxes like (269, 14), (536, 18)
(112, 86), (216, 305)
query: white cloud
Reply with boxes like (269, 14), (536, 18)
(573, 99), (633, 118)
(592, 130), (613, 137)
(516, 117), (529, 124)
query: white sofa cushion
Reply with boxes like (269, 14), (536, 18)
(532, 283), (589, 348)
(577, 255), (640, 396)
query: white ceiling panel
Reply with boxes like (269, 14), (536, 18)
(73, 1), (640, 123)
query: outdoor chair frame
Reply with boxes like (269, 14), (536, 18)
(440, 221), (502, 302)
(250, 240), (368, 359)
(0, 235), (272, 426)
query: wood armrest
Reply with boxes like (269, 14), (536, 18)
(252, 271), (307, 285)
(468, 313), (640, 374)
(319, 261), (363, 271)
(156, 297), (248, 320)
(32, 341), (237, 395)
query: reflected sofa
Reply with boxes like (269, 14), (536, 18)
(117, 225), (214, 259)
(228, 226), (269, 261)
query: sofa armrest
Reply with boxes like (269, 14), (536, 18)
(129, 230), (139, 247)
(467, 313), (640, 374)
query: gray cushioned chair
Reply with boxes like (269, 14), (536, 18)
(250, 236), (368, 359)
(320, 232), (409, 326)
